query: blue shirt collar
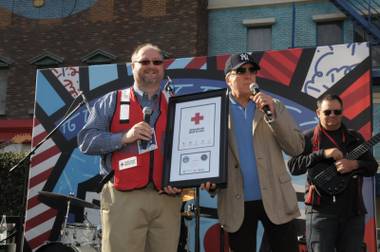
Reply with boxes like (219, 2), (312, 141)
(228, 91), (255, 109)
(133, 84), (160, 102)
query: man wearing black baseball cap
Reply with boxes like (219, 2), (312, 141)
(224, 52), (260, 75)
(203, 52), (304, 251)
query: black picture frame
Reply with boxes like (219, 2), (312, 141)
(163, 88), (228, 188)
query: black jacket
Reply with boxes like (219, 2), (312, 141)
(287, 125), (378, 215)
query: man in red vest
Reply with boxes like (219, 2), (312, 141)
(78, 43), (182, 252)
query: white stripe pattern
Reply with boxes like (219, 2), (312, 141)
(25, 217), (56, 241)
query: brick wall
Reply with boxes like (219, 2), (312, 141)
(0, 0), (208, 118)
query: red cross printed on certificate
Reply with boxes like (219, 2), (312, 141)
(191, 112), (204, 125)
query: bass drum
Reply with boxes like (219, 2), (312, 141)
(36, 242), (98, 252)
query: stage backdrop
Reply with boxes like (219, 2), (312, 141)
(25, 42), (376, 252)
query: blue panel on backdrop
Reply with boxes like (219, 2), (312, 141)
(89, 64), (118, 90)
(53, 149), (99, 195)
(58, 106), (90, 141)
(36, 72), (65, 116)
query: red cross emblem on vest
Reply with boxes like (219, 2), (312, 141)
(191, 112), (204, 125)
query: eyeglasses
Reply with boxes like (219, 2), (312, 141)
(135, 60), (164, 66)
(322, 109), (342, 116)
(234, 67), (257, 75)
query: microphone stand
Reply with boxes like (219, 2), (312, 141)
(194, 187), (200, 252)
(9, 98), (87, 173)
(8, 96), (88, 252)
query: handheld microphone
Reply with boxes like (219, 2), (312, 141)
(80, 91), (91, 113)
(164, 76), (175, 97)
(142, 107), (153, 148)
(249, 83), (273, 120)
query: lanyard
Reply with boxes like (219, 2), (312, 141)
(320, 126), (345, 150)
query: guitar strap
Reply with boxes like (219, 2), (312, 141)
(312, 124), (346, 152)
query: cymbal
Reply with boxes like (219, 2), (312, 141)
(181, 188), (195, 202)
(38, 191), (100, 209)
(181, 211), (216, 219)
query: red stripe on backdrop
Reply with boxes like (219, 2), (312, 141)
(281, 48), (303, 62)
(216, 55), (230, 72)
(344, 94), (370, 120)
(27, 195), (41, 209)
(29, 168), (53, 188)
(32, 131), (48, 148)
(358, 122), (371, 141)
(186, 56), (207, 69)
(364, 218), (377, 252)
(257, 49), (302, 86)
(28, 229), (52, 250)
(265, 51), (294, 76)
(256, 67), (275, 81)
(30, 145), (60, 167)
(341, 71), (370, 120)
(25, 208), (57, 231)
(257, 53), (292, 86)
(33, 118), (40, 128)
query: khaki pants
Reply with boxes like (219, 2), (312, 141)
(100, 182), (182, 252)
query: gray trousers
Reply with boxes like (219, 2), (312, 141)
(306, 211), (365, 252)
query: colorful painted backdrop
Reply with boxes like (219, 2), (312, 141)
(26, 42), (376, 251)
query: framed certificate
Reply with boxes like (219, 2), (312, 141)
(163, 88), (228, 188)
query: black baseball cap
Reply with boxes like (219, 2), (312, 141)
(224, 52), (260, 74)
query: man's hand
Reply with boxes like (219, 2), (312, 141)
(162, 185), (182, 195)
(323, 148), (344, 161)
(335, 159), (359, 174)
(251, 92), (275, 116)
(200, 182), (217, 192)
(122, 121), (152, 144)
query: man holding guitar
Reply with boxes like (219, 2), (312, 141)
(288, 94), (378, 252)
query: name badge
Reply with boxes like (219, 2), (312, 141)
(119, 156), (138, 171)
(137, 128), (158, 154)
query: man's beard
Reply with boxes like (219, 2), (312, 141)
(140, 72), (162, 86)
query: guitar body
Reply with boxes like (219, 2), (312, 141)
(308, 159), (351, 195)
(307, 132), (380, 196)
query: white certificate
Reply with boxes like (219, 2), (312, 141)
(163, 89), (228, 188)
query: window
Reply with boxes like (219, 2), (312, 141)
(81, 49), (117, 65)
(354, 23), (380, 68)
(29, 51), (63, 68)
(247, 27), (272, 51)
(317, 21), (343, 46)
(0, 69), (8, 115)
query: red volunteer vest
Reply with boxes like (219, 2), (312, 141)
(110, 88), (167, 191)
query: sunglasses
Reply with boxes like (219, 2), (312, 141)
(135, 60), (164, 66)
(234, 67), (257, 75)
(322, 109), (342, 116)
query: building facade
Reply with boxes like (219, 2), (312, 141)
(208, 0), (380, 246)
(0, 0), (208, 143)
(208, 0), (380, 162)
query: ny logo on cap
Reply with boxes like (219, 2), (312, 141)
(239, 53), (250, 61)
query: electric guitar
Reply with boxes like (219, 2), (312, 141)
(309, 132), (380, 196)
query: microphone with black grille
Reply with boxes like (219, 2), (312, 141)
(141, 107), (153, 148)
(249, 83), (273, 120)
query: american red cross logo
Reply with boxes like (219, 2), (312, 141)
(191, 112), (204, 125)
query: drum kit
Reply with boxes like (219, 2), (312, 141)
(34, 189), (208, 252)
(36, 191), (101, 252)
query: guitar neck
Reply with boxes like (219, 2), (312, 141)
(346, 133), (380, 160)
